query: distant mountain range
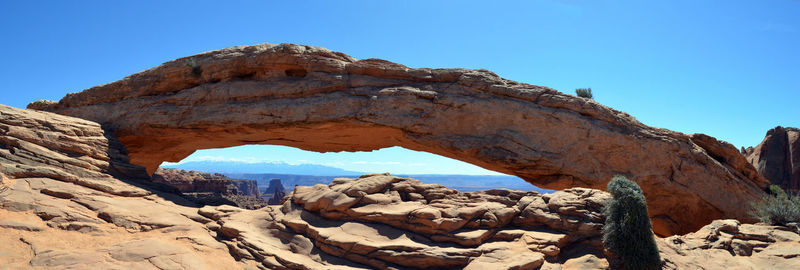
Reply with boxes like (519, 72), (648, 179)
(161, 160), (364, 175)
(227, 173), (552, 194)
(163, 160), (551, 193)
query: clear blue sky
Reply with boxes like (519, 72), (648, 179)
(2, 1), (798, 175)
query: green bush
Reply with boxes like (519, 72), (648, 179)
(575, 87), (593, 99)
(750, 185), (800, 226)
(602, 175), (661, 270)
(184, 58), (202, 77)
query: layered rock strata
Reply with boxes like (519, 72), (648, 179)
(28, 43), (769, 235)
(206, 174), (611, 270)
(152, 168), (266, 209)
(745, 126), (800, 192)
(1, 104), (240, 269)
(203, 173), (800, 270)
(660, 219), (800, 269)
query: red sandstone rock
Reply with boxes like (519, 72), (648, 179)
(152, 168), (260, 196)
(745, 126), (800, 192)
(152, 168), (266, 209)
(28, 43), (768, 235)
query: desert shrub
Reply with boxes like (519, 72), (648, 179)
(602, 175), (661, 270)
(184, 58), (202, 77)
(750, 185), (800, 226)
(575, 87), (593, 99)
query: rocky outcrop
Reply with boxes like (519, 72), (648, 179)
(231, 179), (260, 196)
(28, 43), (768, 235)
(203, 173), (800, 270)
(745, 126), (800, 192)
(1, 105), (798, 269)
(203, 173), (611, 270)
(265, 178), (286, 205)
(660, 219), (800, 269)
(152, 168), (266, 209)
(264, 178), (286, 195)
(0, 105), (150, 194)
(153, 168), (260, 196)
(1, 104), (241, 269)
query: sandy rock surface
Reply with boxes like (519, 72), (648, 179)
(0, 105), (241, 269)
(660, 219), (800, 269)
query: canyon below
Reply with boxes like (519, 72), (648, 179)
(2, 43), (799, 269)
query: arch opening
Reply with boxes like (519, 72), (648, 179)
(159, 145), (551, 194)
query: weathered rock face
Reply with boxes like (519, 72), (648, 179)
(0, 105), (151, 195)
(28, 43), (768, 235)
(660, 219), (800, 269)
(153, 168), (236, 194)
(745, 126), (800, 192)
(152, 168), (266, 209)
(153, 168), (260, 196)
(1, 105), (242, 269)
(205, 173), (800, 270)
(205, 173), (612, 270)
(231, 179), (260, 196)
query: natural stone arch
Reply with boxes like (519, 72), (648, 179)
(31, 43), (768, 236)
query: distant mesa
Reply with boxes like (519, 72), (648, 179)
(151, 168), (266, 209)
(265, 178), (286, 195)
(265, 178), (287, 205)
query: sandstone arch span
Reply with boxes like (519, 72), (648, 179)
(30, 43), (768, 235)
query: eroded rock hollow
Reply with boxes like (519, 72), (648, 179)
(29, 43), (768, 235)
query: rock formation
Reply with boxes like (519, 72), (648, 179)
(207, 173), (612, 269)
(1, 104), (240, 269)
(1, 104), (798, 269)
(660, 219), (800, 269)
(232, 179), (260, 197)
(28, 43), (768, 235)
(152, 168), (266, 209)
(264, 178), (287, 205)
(153, 168), (261, 197)
(745, 126), (800, 192)
(263, 178), (286, 195)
